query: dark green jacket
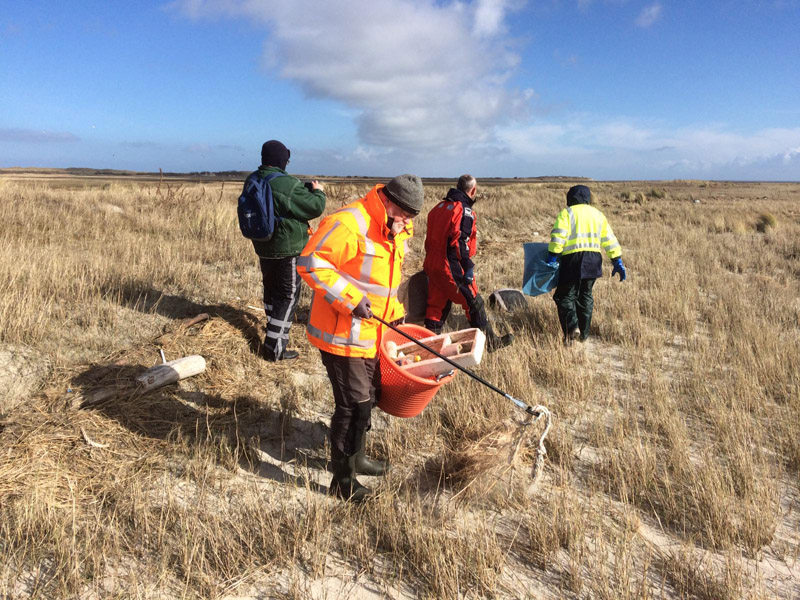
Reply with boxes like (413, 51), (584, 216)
(250, 165), (326, 258)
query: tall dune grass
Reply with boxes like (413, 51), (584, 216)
(0, 176), (798, 598)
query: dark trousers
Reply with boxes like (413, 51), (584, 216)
(320, 351), (381, 455)
(259, 255), (301, 356)
(553, 278), (596, 341)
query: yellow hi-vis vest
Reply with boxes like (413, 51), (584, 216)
(548, 204), (622, 259)
(297, 185), (410, 358)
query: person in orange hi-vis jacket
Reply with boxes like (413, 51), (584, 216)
(423, 174), (513, 351)
(297, 174), (423, 503)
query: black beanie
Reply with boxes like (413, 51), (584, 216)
(261, 140), (290, 170)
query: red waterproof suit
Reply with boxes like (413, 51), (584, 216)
(422, 188), (487, 331)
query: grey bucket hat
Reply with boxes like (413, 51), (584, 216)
(383, 174), (424, 215)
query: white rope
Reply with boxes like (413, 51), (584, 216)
(507, 404), (552, 492)
(528, 405), (552, 488)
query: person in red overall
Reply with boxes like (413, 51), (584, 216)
(423, 175), (513, 351)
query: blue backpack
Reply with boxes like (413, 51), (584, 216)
(237, 171), (283, 241)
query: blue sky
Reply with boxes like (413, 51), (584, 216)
(1, 0), (799, 180)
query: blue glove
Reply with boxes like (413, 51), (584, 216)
(611, 257), (626, 282)
(463, 268), (474, 283)
(545, 252), (560, 267)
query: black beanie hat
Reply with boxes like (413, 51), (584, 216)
(566, 184), (592, 206)
(261, 140), (290, 170)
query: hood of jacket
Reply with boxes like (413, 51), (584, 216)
(445, 187), (475, 208)
(566, 184), (592, 207)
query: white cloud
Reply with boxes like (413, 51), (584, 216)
(782, 147), (800, 164)
(635, 2), (662, 27)
(473, 0), (511, 37)
(495, 117), (800, 178)
(169, 0), (528, 154)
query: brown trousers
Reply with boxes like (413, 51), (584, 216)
(320, 351), (381, 455)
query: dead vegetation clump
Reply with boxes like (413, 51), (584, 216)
(422, 420), (540, 507)
(756, 212), (778, 232)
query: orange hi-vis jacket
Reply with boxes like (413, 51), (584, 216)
(297, 184), (412, 358)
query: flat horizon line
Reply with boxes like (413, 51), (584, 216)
(1, 166), (798, 184)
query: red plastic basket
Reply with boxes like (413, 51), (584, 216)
(378, 324), (456, 418)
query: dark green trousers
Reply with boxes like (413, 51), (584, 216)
(553, 278), (595, 341)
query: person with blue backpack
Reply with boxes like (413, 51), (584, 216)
(240, 140), (326, 361)
(546, 184), (626, 344)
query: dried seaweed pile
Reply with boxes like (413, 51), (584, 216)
(426, 417), (546, 507)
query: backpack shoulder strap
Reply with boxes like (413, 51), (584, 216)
(246, 170), (283, 183)
(258, 171), (286, 220)
(261, 171), (283, 183)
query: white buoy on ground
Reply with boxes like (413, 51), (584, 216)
(135, 355), (206, 392)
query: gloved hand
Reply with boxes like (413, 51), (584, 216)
(611, 257), (627, 282)
(463, 268), (474, 283)
(352, 296), (373, 319)
(545, 252), (560, 267)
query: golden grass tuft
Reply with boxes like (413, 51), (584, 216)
(756, 212), (778, 232)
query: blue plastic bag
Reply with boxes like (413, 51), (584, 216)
(522, 242), (559, 296)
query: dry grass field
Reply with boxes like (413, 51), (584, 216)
(0, 173), (799, 599)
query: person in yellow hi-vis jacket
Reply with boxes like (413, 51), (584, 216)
(546, 185), (626, 344)
(297, 174), (423, 503)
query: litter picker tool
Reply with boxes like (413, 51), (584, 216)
(373, 316), (552, 484)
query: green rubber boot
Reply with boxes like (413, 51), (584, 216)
(328, 447), (371, 503)
(354, 432), (390, 476)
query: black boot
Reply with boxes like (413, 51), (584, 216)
(259, 345), (299, 361)
(483, 325), (514, 352)
(470, 296), (513, 352)
(488, 332), (514, 352)
(329, 447), (371, 503)
(424, 319), (443, 335)
(354, 432), (390, 476)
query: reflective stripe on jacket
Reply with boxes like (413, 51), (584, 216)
(548, 204), (621, 259)
(297, 184), (411, 358)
